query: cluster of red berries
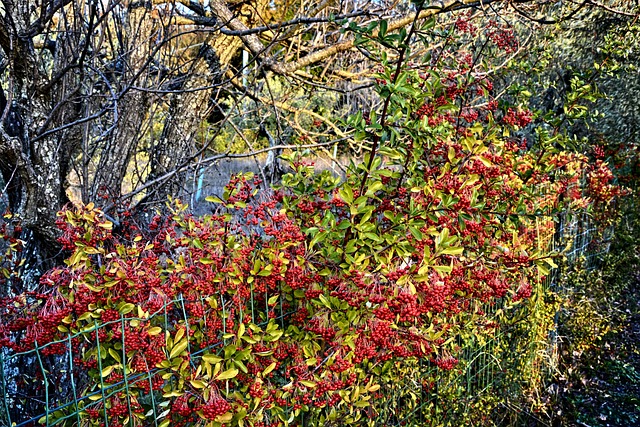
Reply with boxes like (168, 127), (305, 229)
(486, 21), (518, 53)
(172, 394), (193, 417)
(455, 14), (477, 34)
(107, 402), (128, 418)
(503, 108), (533, 128)
(434, 356), (459, 370)
(329, 354), (353, 373)
(306, 319), (337, 342)
(593, 145), (605, 159)
(588, 159), (624, 204)
(415, 103), (435, 120)
(249, 380), (264, 398)
(201, 396), (232, 420)
(369, 319), (393, 347)
(354, 337), (377, 363)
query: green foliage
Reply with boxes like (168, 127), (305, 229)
(0, 7), (630, 427)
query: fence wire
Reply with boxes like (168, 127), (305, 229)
(0, 208), (609, 427)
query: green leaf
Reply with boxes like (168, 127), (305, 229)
(77, 312), (92, 322)
(536, 262), (551, 276)
(433, 264), (453, 274)
(309, 231), (325, 249)
(205, 195), (224, 204)
(338, 219), (352, 230)
(101, 365), (115, 378)
(267, 329), (283, 342)
(366, 180), (384, 196)
(299, 380), (316, 388)
(190, 379), (207, 389)
(379, 20), (388, 37)
(169, 338), (189, 359)
(216, 368), (239, 380)
(174, 327), (185, 344)
(237, 322), (246, 338)
(234, 359), (249, 374)
(318, 294), (331, 308)
(224, 343), (237, 359)
(262, 362), (277, 376)
(339, 185), (354, 204)
(147, 326), (163, 336)
(409, 226), (423, 240)
(108, 348), (122, 363)
(440, 246), (464, 255)
(354, 400), (370, 408)
(118, 303), (135, 315)
(202, 353), (222, 364)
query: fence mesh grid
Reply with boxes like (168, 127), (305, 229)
(0, 208), (608, 427)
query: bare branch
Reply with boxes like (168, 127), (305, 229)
(115, 140), (340, 205)
(586, 0), (640, 17)
(192, 10), (374, 37)
(207, 0), (526, 75)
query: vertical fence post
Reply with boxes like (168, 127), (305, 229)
(120, 314), (134, 426)
(178, 294), (196, 370)
(67, 334), (82, 426)
(33, 341), (49, 426)
(143, 351), (160, 427)
(94, 319), (109, 426)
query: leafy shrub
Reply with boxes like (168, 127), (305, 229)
(0, 14), (625, 427)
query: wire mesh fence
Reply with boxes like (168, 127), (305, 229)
(0, 204), (610, 427)
(1, 295), (298, 427)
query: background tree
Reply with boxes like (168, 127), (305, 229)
(0, 0), (449, 279)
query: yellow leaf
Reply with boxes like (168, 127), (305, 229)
(216, 412), (233, 423)
(238, 323), (245, 339)
(118, 303), (135, 315)
(169, 338), (189, 359)
(147, 326), (162, 336)
(98, 222), (113, 230)
(215, 368), (239, 381)
(108, 348), (122, 363)
(162, 390), (183, 398)
(190, 379), (207, 389)
(101, 365), (115, 378)
(262, 362), (277, 377)
(299, 380), (316, 388)
(202, 353), (222, 364)
(174, 328), (185, 344)
(78, 312), (92, 322)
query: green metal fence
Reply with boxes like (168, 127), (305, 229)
(0, 211), (607, 427)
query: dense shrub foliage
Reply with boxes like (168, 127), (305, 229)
(0, 12), (626, 427)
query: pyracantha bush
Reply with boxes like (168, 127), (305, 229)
(0, 14), (625, 427)
(0, 132), (618, 427)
